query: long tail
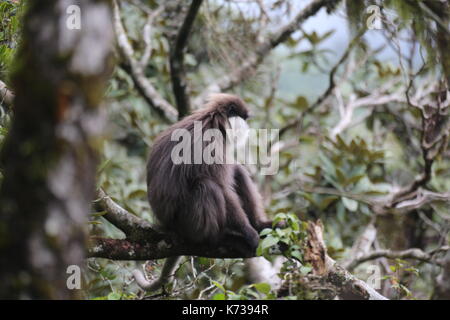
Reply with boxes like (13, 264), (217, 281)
(132, 256), (181, 291)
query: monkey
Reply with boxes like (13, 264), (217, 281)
(133, 93), (274, 291)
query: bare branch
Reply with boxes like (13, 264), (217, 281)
(346, 246), (450, 271)
(389, 85), (449, 207)
(330, 80), (404, 138)
(170, 0), (203, 118)
(88, 235), (258, 260)
(112, 0), (178, 122)
(394, 190), (450, 212)
(140, 7), (164, 68)
(341, 224), (377, 269)
(94, 188), (155, 239)
(280, 28), (366, 137)
(195, 0), (343, 105)
(0, 80), (14, 108)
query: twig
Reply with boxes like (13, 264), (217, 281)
(112, 0), (178, 122)
(346, 246), (450, 271)
(140, 7), (164, 68)
(279, 27), (366, 137)
(341, 223), (377, 269)
(195, 0), (343, 105)
(0, 80), (14, 107)
(170, 0), (203, 118)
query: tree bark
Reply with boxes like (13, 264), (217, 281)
(0, 0), (113, 299)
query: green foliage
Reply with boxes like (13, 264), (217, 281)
(211, 281), (275, 300)
(346, 0), (448, 72)
(382, 259), (420, 300)
(257, 213), (307, 262)
(0, 0), (22, 80)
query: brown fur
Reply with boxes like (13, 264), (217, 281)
(147, 93), (271, 253)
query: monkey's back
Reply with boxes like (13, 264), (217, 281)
(146, 114), (229, 244)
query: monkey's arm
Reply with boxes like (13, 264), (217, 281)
(233, 165), (273, 231)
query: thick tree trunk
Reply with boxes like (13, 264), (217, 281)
(0, 0), (113, 299)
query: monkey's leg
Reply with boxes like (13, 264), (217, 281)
(223, 188), (260, 253)
(233, 165), (273, 231)
(178, 179), (227, 244)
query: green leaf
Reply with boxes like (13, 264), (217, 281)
(253, 283), (271, 295)
(128, 189), (147, 199)
(342, 197), (358, 212)
(300, 265), (313, 275)
(345, 174), (365, 186)
(260, 236), (279, 250)
(292, 96), (308, 110)
(88, 221), (102, 225)
(91, 211), (107, 217)
(259, 228), (272, 236)
(227, 293), (244, 300)
(318, 196), (338, 210)
(291, 250), (303, 261)
(212, 293), (226, 300)
(211, 280), (225, 292)
(107, 292), (121, 300)
(335, 168), (346, 184)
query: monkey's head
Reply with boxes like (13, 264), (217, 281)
(202, 93), (250, 121)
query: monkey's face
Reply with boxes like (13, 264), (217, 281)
(227, 102), (249, 120)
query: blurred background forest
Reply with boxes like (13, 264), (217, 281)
(0, 0), (449, 300)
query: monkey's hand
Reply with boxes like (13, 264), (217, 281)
(223, 228), (260, 257)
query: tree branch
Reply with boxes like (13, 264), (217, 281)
(195, 0), (343, 105)
(341, 223), (377, 269)
(88, 236), (255, 260)
(346, 246), (450, 271)
(90, 191), (388, 299)
(280, 27), (366, 137)
(90, 189), (254, 258)
(303, 221), (388, 300)
(112, 0), (178, 122)
(0, 80), (14, 108)
(170, 0), (203, 118)
(388, 84), (449, 208)
(94, 188), (155, 240)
